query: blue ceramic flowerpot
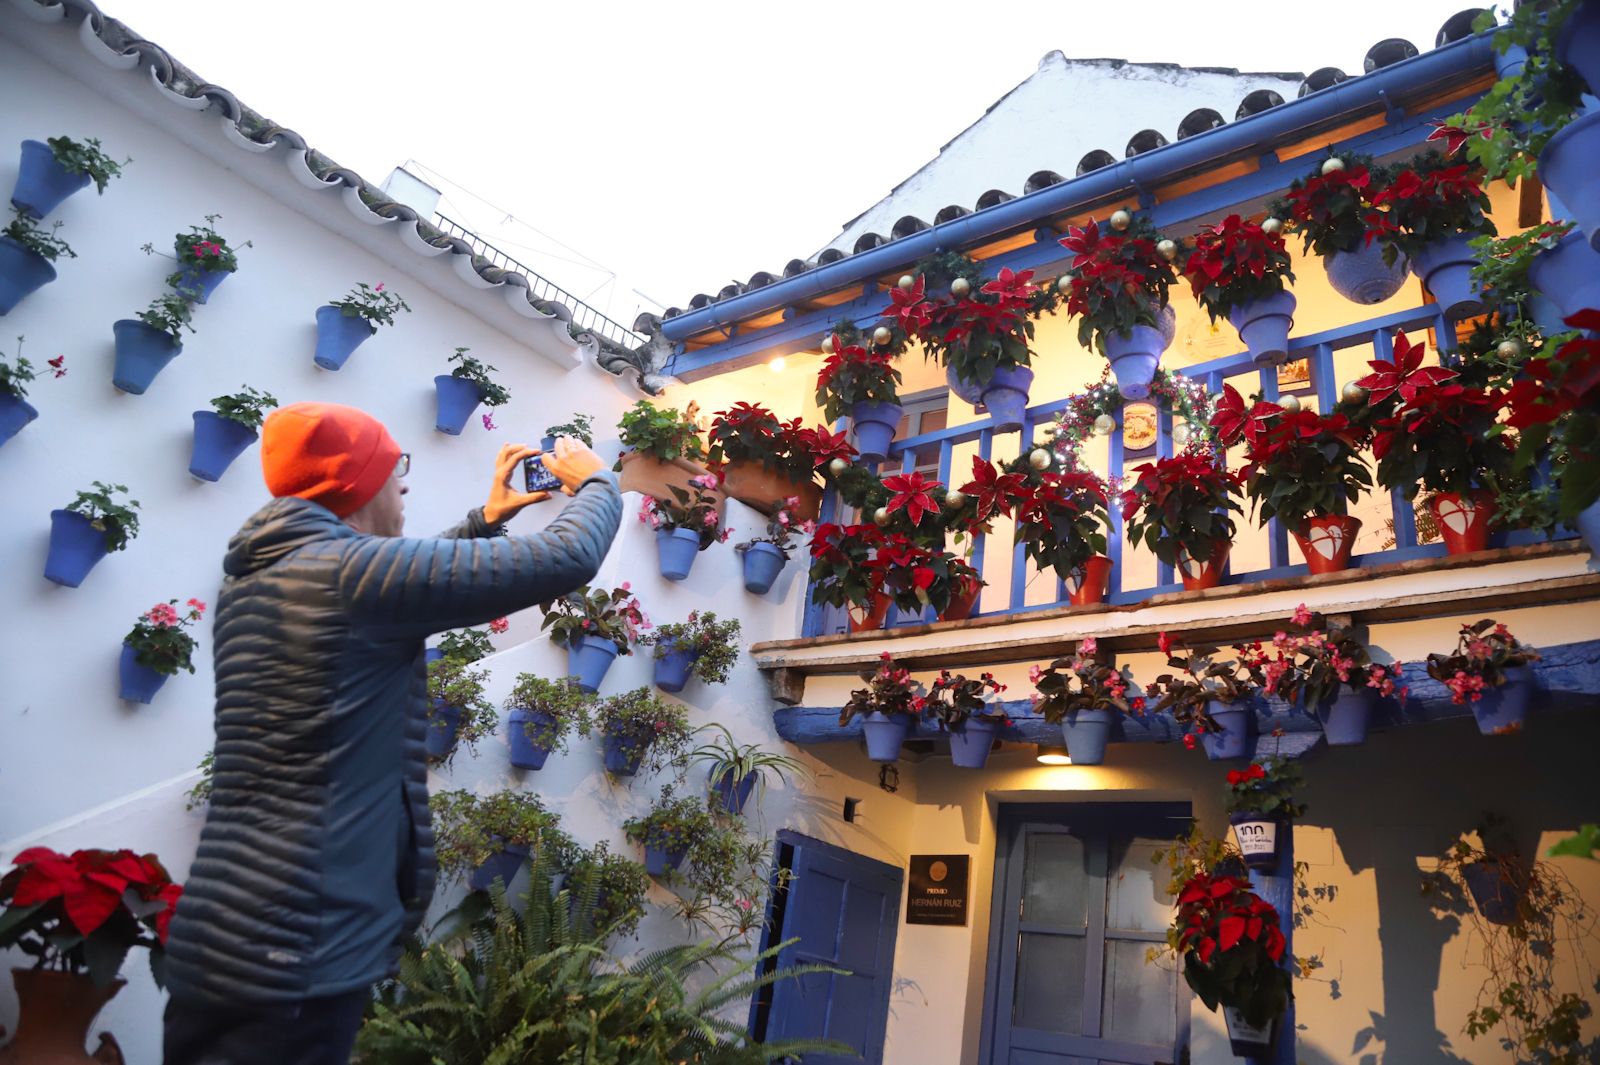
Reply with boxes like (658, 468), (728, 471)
(602, 732), (647, 775)
(653, 643), (697, 693)
(44, 509), (109, 587)
(1541, 111), (1600, 253)
(172, 260), (230, 305)
(111, 319), (181, 394)
(947, 717), (999, 769)
(424, 702), (463, 759)
(313, 305), (375, 370)
(1201, 700), (1252, 761)
(1470, 664), (1534, 736)
(1557, 0), (1600, 96)
(1494, 42), (1529, 81)
(850, 399), (902, 464)
(1411, 235), (1488, 320)
(1154, 302), (1176, 351)
(0, 237), (56, 315)
(711, 769), (757, 815)
(1229, 812), (1283, 871)
(433, 374), (483, 435)
(1462, 860), (1520, 924)
(1061, 707), (1112, 765)
(468, 841), (530, 892)
(1227, 289), (1297, 364)
(566, 635), (618, 694)
(1526, 292), (1571, 337)
(118, 642), (168, 704)
(655, 527), (702, 582)
(1104, 324), (1163, 400)
(1575, 499), (1600, 556)
(11, 140), (91, 219)
(1528, 231), (1600, 321)
(1315, 686), (1377, 746)
(741, 541), (787, 594)
(0, 391), (38, 448)
(979, 364), (1034, 432)
(189, 411), (258, 482)
(644, 839), (688, 877)
(861, 711), (911, 763)
(945, 365), (986, 406)
(508, 708), (556, 770)
(1325, 242), (1409, 305)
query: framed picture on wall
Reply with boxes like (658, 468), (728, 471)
(1276, 356), (1313, 395)
(1122, 402), (1159, 458)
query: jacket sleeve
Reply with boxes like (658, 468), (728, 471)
(335, 472), (622, 635)
(436, 507), (505, 541)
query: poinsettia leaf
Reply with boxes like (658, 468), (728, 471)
(83, 932), (132, 988)
(0, 901), (44, 943)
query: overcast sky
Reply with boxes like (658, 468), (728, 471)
(106, 0), (1477, 330)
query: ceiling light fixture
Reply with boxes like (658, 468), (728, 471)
(1035, 744), (1073, 766)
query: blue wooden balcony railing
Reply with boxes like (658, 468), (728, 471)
(800, 301), (1574, 638)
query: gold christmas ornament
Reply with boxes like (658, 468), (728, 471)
(1157, 238), (1178, 261)
(1261, 216), (1284, 235)
(1028, 448), (1052, 470)
(1321, 157), (1346, 175)
(951, 277), (972, 298)
(872, 326), (893, 346)
(944, 489), (966, 509)
(897, 274), (917, 291)
(1093, 413), (1118, 436)
(820, 335), (835, 354)
(828, 457), (850, 477)
(873, 506), (890, 526)
(1341, 381), (1367, 403)
(1278, 394), (1302, 413)
(1110, 209), (1132, 231)
(1497, 339), (1523, 359)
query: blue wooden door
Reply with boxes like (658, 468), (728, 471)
(758, 831), (904, 1063)
(981, 804), (1191, 1065)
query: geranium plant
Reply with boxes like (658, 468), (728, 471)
(1425, 620), (1542, 705)
(1469, 220), (1576, 314)
(838, 653), (925, 726)
(3, 209), (76, 263)
(615, 399), (706, 464)
(639, 472), (729, 549)
(815, 335), (903, 421)
(0, 335), (65, 400)
(1150, 634), (1256, 739)
(544, 412), (595, 446)
(641, 611), (742, 686)
(583, 687), (694, 773)
(209, 384), (278, 432)
(738, 496), (813, 559)
(436, 619), (506, 663)
(1181, 214), (1294, 322)
(1056, 215), (1179, 351)
(1237, 608), (1406, 708)
(1167, 870), (1293, 1030)
(623, 789), (717, 865)
(925, 670), (1008, 731)
(42, 135), (130, 194)
(425, 657), (499, 765)
(328, 281), (410, 328)
(428, 788), (566, 884)
(445, 346), (511, 407)
(0, 847), (184, 988)
(165, 213), (250, 277)
(65, 480), (141, 552)
(1274, 152), (1386, 258)
(505, 674), (589, 754)
(1031, 639), (1143, 722)
(136, 290), (195, 341)
(707, 402), (817, 484)
(1223, 759), (1306, 821)
(124, 597), (206, 675)
(539, 583), (649, 655)
(1366, 151), (1496, 264)
(1120, 452), (1244, 568)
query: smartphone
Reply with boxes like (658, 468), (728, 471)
(523, 455), (562, 494)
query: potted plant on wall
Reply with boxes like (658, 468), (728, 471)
(807, 521), (891, 633)
(686, 723), (809, 816)
(0, 846), (182, 1062)
(1426, 619), (1542, 735)
(119, 597), (206, 704)
(562, 841), (651, 936)
(424, 656), (499, 765)
(1367, 151), (1496, 320)
(838, 652), (926, 763)
(315, 281), (410, 370)
(815, 333), (904, 464)
(1120, 451), (1245, 590)
(0, 336), (64, 448)
(0, 210), (74, 314)
(583, 686), (692, 776)
(1057, 214), (1180, 398)
(623, 789), (717, 877)
(10, 135), (128, 219)
(1031, 638), (1141, 764)
(613, 399), (715, 500)
(45, 481), (139, 587)
(157, 214), (250, 305)
(538, 583), (650, 693)
(638, 473), (730, 581)
(1182, 214), (1297, 365)
(1470, 221), (1583, 337)
(113, 289), (194, 394)
(189, 384), (277, 482)
(1211, 384), (1373, 573)
(707, 402), (825, 519)
(1275, 152), (1407, 305)
(1222, 759), (1305, 871)
(542, 412), (595, 452)
(433, 618), (506, 664)
(1237, 607), (1406, 746)
(428, 788), (566, 893)
(640, 611), (741, 694)
(1151, 633), (1259, 760)
(735, 499), (812, 595)
(925, 670), (1009, 769)
(434, 346), (510, 435)
(503, 674), (588, 770)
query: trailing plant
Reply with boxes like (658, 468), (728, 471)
(184, 751), (213, 811)
(814, 333), (903, 421)
(124, 597), (206, 675)
(623, 788), (718, 866)
(672, 828), (780, 939)
(925, 669), (1008, 731)
(2, 209), (75, 262)
(706, 401), (818, 483)
(1222, 759), (1305, 820)
(45, 135), (129, 193)
(639, 472), (729, 549)
(539, 583), (650, 655)
(0, 335), (65, 400)
(615, 399), (706, 464)
(1502, 310), (1600, 522)
(1056, 214), (1179, 351)
(165, 213), (250, 276)
(1469, 220), (1576, 312)
(641, 610), (742, 685)
(328, 281), (410, 328)
(737, 496), (813, 558)
(544, 411), (595, 446)
(425, 657), (499, 766)
(209, 384), (278, 431)
(136, 290), (196, 341)
(435, 619), (505, 664)
(686, 723), (809, 807)
(504, 674), (589, 754)
(1273, 151), (1386, 258)
(1236, 605), (1406, 707)
(838, 652), (925, 726)
(445, 346), (510, 406)
(1150, 632), (1256, 740)
(1181, 214), (1295, 323)
(1425, 619), (1542, 706)
(65, 480), (140, 552)
(1366, 151), (1496, 264)
(0, 846), (183, 990)
(427, 788), (568, 884)
(584, 687), (694, 773)
(561, 841), (651, 937)
(1120, 451), (1244, 567)
(1031, 638), (1143, 722)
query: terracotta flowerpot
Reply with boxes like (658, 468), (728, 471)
(939, 577), (981, 621)
(0, 969), (124, 1065)
(720, 458), (821, 520)
(1066, 554), (1113, 605)
(1176, 542), (1230, 591)
(616, 451), (721, 506)
(1292, 514), (1362, 574)
(1431, 490), (1496, 555)
(847, 592), (891, 634)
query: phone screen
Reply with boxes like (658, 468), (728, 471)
(524, 456), (562, 494)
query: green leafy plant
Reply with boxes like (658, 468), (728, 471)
(2, 209), (75, 263)
(737, 501), (812, 558)
(46, 135), (129, 193)
(209, 385), (278, 431)
(562, 840), (651, 937)
(425, 657), (499, 767)
(1222, 759), (1305, 820)
(0, 335), (65, 400)
(435, 620), (505, 664)
(539, 583), (649, 655)
(615, 399), (706, 465)
(672, 828), (781, 939)
(136, 290), (195, 341)
(623, 788), (718, 868)
(814, 333), (903, 421)
(641, 611), (742, 686)
(445, 346), (510, 407)
(1120, 452), (1244, 568)
(427, 788), (569, 885)
(165, 213), (251, 276)
(329, 281), (410, 328)
(1031, 638), (1141, 722)
(1180, 214), (1295, 323)
(1470, 221), (1575, 311)
(124, 597), (206, 675)
(65, 480), (140, 552)
(584, 687), (693, 774)
(686, 723), (809, 809)
(838, 652), (925, 726)
(544, 412), (595, 446)
(505, 674), (589, 755)
(184, 751), (213, 811)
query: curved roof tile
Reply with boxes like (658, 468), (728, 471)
(1075, 149), (1117, 175)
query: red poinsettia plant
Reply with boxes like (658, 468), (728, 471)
(124, 597), (207, 676)
(1502, 311), (1600, 523)
(1274, 152), (1387, 259)
(1181, 214), (1295, 323)
(0, 847), (183, 988)
(1030, 637), (1145, 722)
(1169, 869), (1293, 1030)
(1120, 452), (1244, 569)
(815, 335), (903, 421)
(884, 263), (1060, 388)
(707, 402), (822, 484)
(1425, 619), (1541, 705)
(638, 471), (730, 549)
(1211, 384), (1372, 532)
(1003, 459), (1111, 580)
(1057, 215), (1179, 351)
(1366, 150), (1496, 264)
(808, 522), (886, 614)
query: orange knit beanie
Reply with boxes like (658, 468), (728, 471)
(260, 402), (402, 518)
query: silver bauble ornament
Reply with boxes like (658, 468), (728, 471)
(873, 506), (890, 526)
(1028, 448), (1052, 470)
(1058, 275), (1072, 292)
(1278, 394), (1301, 413)
(1172, 422), (1191, 446)
(897, 274), (917, 291)
(944, 489), (966, 509)
(820, 335), (835, 354)
(1497, 339), (1523, 359)
(1110, 209), (1132, 231)
(951, 277), (972, 298)
(1157, 238), (1178, 261)
(1261, 217), (1283, 235)
(828, 457), (850, 476)
(1321, 157), (1346, 175)
(872, 326), (893, 346)
(1093, 413), (1118, 436)
(1341, 381), (1367, 403)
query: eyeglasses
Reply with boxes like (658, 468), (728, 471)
(395, 453), (410, 478)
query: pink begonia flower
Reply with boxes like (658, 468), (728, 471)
(776, 511), (790, 525)
(703, 510), (718, 527)
(620, 582), (631, 592)
(47, 355), (65, 378)
(375, 282), (385, 293)
(1079, 637), (1098, 656)
(1292, 603), (1313, 627)
(482, 413), (497, 432)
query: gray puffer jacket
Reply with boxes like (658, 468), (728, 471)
(164, 473), (621, 1004)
